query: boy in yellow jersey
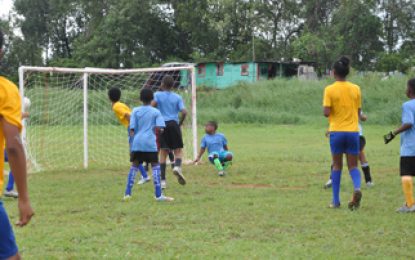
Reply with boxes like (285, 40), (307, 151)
(323, 56), (362, 210)
(108, 88), (150, 184)
(0, 29), (34, 259)
(384, 78), (415, 213)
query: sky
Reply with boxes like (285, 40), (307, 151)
(0, 0), (13, 17)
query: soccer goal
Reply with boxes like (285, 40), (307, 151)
(19, 65), (197, 172)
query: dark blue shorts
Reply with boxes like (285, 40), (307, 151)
(0, 201), (18, 259)
(329, 132), (360, 155)
(4, 151), (8, 162)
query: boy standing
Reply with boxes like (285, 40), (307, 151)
(0, 29), (34, 259)
(194, 121), (233, 176)
(108, 88), (149, 185)
(384, 78), (415, 213)
(152, 76), (187, 188)
(124, 88), (173, 202)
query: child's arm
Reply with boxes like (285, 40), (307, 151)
(2, 118), (34, 227)
(224, 144), (229, 151)
(22, 112), (30, 119)
(179, 109), (187, 127)
(124, 113), (130, 123)
(193, 148), (206, 164)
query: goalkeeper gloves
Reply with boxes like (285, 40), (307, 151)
(384, 131), (396, 144)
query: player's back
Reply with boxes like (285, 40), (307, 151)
(130, 106), (164, 152)
(0, 76), (22, 191)
(154, 91), (185, 123)
(324, 81), (361, 132)
(202, 133), (227, 154)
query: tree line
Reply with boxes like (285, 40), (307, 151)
(1, 0), (414, 79)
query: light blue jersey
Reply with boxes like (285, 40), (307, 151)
(201, 133), (228, 154)
(154, 91), (185, 123)
(130, 105), (165, 152)
(401, 99), (415, 156)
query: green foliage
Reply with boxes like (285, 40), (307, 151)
(197, 75), (411, 125)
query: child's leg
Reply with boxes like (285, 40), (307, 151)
(401, 176), (414, 207)
(169, 150), (175, 169)
(151, 163), (162, 198)
(209, 152), (223, 171)
(359, 151), (372, 183)
(6, 172), (14, 192)
(125, 162), (139, 197)
(221, 152), (233, 170)
(138, 164), (148, 179)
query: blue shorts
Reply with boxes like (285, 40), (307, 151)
(208, 151), (233, 164)
(4, 151), (8, 162)
(0, 201), (18, 259)
(329, 132), (360, 155)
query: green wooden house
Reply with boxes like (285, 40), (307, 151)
(195, 61), (316, 89)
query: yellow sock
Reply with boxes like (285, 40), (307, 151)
(401, 176), (414, 207)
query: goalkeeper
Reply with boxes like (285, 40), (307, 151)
(108, 88), (149, 184)
(384, 78), (415, 213)
(194, 121), (233, 177)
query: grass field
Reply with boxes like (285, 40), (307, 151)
(3, 124), (415, 259)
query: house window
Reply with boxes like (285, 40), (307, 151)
(217, 63), (224, 76)
(198, 64), (206, 77)
(241, 64), (249, 76)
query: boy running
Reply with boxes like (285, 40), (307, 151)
(323, 56), (363, 210)
(384, 78), (415, 213)
(152, 76), (187, 188)
(124, 88), (173, 202)
(194, 121), (233, 176)
(108, 88), (149, 185)
(0, 29), (34, 259)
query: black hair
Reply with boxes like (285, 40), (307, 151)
(206, 121), (218, 130)
(0, 29), (3, 49)
(162, 76), (174, 89)
(108, 87), (121, 102)
(333, 56), (350, 78)
(408, 78), (415, 94)
(140, 88), (154, 103)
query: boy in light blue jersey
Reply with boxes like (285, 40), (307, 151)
(384, 78), (415, 213)
(152, 76), (187, 188)
(124, 88), (173, 202)
(194, 121), (233, 176)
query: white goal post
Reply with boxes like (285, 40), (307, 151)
(19, 66), (198, 172)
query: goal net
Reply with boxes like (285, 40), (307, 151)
(19, 66), (197, 172)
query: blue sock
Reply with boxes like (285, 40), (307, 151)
(152, 164), (162, 198)
(125, 166), (139, 196)
(6, 172), (14, 192)
(138, 164), (148, 179)
(331, 170), (342, 206)
(349, 168), (361, 190)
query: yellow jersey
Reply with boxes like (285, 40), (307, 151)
(112, 102), (131, 128)
(323, 81), (361, 132)
(0, 76), (22, 192)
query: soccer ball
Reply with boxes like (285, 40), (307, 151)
(23, 97), (31, 111)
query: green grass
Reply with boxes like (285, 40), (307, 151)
(4, 124), (415, 258)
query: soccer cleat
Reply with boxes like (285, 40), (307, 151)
(4, 190), (18, 198)
(161, 180), (167, 189)
(366, 181), (374, 188)
(137, 177), (151, 185)
(123, 195), (132, 201)
(324, 179), (332, 189)
(348, 190), (362, 211)
(328, 203), (341, 209)
(156, 195), (174, 202)
(218, 170), (225, 177)
(396, 204), (415, 213)
(173, 166), (186, 185)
